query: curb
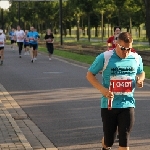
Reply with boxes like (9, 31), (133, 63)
(0, 83), (58, 150)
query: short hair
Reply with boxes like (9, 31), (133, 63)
(118, 32), (132, 43)
(114, 26), (121, 32)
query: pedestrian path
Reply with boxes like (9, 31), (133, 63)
(0, 83), (58, 150)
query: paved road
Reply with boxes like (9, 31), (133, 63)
(0, 45), (150, 150)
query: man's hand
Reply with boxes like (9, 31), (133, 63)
(101, 87), (114, 99)
(136, 76), (144, 88)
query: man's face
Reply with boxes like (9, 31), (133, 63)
(17, 26), (20, 30)
(115, 40), (132, 58)
(30, 27), (34, 31)
(114, 28), (121, 35)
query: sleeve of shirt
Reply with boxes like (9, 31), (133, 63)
(137, 55), (144, 75)
(88, 53), (104, 75)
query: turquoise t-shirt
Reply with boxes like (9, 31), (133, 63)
(88, 50), (143, 108)
(27, 31), (39, 44)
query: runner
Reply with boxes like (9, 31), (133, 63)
(14, 25), (25, 58)
(9, 28), (16, 51)
(33, 28), (40, 60)
(107, 26), (136, 53)
(0, 29), (6, 65)
(27, 26), (39, 63)
(44, 29), (54, 60)
(24, 30), (30, 55)
(107, 26), (121, 50)
(86, 32), (145, 150)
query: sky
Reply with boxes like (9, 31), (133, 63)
(0, 1), (10, 9)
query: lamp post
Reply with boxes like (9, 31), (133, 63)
(0, 1), (10, 30)
(0, 8), (3, 30)
(59, 0), (63, 45)
(18, 1), (20, 25)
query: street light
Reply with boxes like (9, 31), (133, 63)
(59, 0), (63, 45)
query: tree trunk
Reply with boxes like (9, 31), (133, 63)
(87, 13), (91, 41)
(144, 0), (150, 46)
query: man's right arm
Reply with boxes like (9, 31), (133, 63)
(86, 71), (113, 98)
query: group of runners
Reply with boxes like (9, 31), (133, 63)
(0, 25), (54, 65)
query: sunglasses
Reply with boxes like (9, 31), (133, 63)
(117, 43), (131, 51)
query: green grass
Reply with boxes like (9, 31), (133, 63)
(39, 46), (150, 79)
(143, 66), (150, 79)
(39, 46), (95, 64)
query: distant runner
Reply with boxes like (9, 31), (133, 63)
(0, 29), (6, 65)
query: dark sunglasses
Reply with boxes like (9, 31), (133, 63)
(117, 43), (131, 51)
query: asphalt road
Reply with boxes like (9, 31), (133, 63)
(0, 45), (150, 150)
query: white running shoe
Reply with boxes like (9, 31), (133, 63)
(49, 58), (52, 60)
(34, 57), (37, 61)
(24, 52), (27, 55)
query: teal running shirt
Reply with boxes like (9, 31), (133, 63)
(88, 50), (143, 108)
(27, 31), (39, 44)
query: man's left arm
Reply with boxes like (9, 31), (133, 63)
(136, 71), (145, 88)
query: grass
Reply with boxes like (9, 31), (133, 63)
(143, 66), (150, 79)
(39, 46), (150, 79)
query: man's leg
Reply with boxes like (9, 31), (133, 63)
(17, 42), (21, 57)
(29, 46), (34, 62)
(101, 109), (118, 149)
(0, 49), (4, 65)
(19, 42), (23, 57)
(118, 108), (135, 150)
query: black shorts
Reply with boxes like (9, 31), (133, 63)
(0, 47), (4, 50)
(101, 108), (135, 147)
(46, 43), (54, 54)
(24, 44), (29, 48)
(30, 44), (37, 50)
(11, 40), (16, 44)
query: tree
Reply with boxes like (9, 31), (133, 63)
(143, 0), (150, 45)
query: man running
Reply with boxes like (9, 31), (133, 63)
(33, 28), (40, 60)
(0, 29), (6, 65)
(14, 25), (25, 58)
(86, 32), (145, 150)
(27, 26), (39, 63)
(44, 29), (54, 60)
(107, 26), (121, 50)
(9, 28), (16, 51)
(24, 30), (30, 55)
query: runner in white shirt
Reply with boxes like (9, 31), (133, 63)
(0, 29), (6, 65)
(14, 25), (25, 58)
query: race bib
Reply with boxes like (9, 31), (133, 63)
(18, 36), (23, 40)
(0, 41), (3, 45)
(109, 75), (132, 95)
(29, 37), (34, 41)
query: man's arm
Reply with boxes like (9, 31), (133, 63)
(136, 71), (145, 88)
(86, 71), (114, 98)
